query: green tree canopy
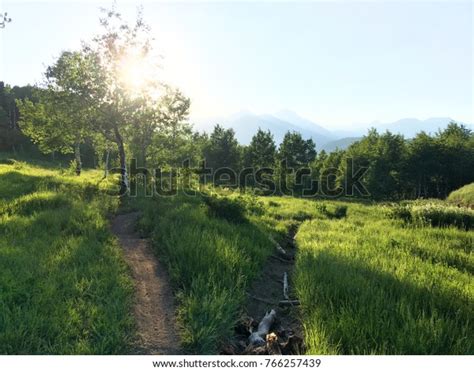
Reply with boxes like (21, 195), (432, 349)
(244, 128), (276, 169)
(203, 124), (241, 172)
(278, 131), (316, 168)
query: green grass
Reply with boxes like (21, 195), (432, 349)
(448, 183), (474, 208)
(385, 201), (474, 230)
(2, 159), (472, 355)
(293, 202), (473, 354)
(0, 161), (134, 354)
(133, 191), (473, 355)
(134, 193), (276, 354)
(131, 192), (361, 354)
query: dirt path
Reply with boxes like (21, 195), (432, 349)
(111, 212), (181, 355)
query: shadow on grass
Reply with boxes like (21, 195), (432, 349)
(296, 250), (473, 354)
(0, 170), (107, 203)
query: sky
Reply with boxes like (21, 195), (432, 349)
(0, 0), (472, 129)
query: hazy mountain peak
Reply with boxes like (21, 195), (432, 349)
(228, 109), (255, 120)
(272, 110), (334, 137)
(192, 112), (470, 148)
(274, 109), (302, 120)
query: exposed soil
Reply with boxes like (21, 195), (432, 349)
(222, 222), (305, 355)
(111, 212), (181, 355)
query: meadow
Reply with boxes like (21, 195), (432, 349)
(133, 191), (473, 354)
(293, 201), (473, 354)
(0, 159), (472, 354)
(0, 159), (134, 354)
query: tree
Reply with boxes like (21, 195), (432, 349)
(244, 128), (276, 169)
(0, 12), (11, 29)
(405, 132), (441, 198)
(143, 87), (192, 168)
(319, 149), (345, 196)
(0, 82), (36, 153)
(309, 149), (327, 179)
(45, 6), (167, 192)
(436, 122), (474, 195)
(17, 52), (98, 175)
(203, 124), (241, 173)
(339, 129), (406, 199)
(17, 95), (73, 157)
(278, 131), (316, 168)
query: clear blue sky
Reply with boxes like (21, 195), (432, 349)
(0, 0), (472, 129)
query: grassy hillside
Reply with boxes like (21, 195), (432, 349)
(294, 202), (473, 354)
(1, 159), (472, 355)
(448, 183), (474, 208)
(0, 161), (134, 354)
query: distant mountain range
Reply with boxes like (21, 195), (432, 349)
(192, 111), (472, 151)
(193, 110), (333, 147)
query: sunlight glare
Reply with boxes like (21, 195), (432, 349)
(118, 49), (158, 98)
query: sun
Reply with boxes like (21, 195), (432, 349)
(118, 50), (157, 96)
(120, 57), (147, 90)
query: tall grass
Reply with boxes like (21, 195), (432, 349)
(6, 157), (468, 356)
(135, 193), (275, 354)
(385, 202), (474, 230)
(132, 192), (344, 353)
(294, 202), (473, 354)
(0, 162), (133, 354)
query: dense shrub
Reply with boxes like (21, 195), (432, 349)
(203, 195), (247, 224)
(293, 210), (313, 221)
(386, 202), (474, 230)
(411, 204), (473, 230)
(315, 202), (347, 219)
(333, 205), (348, 219)
(315, 203), (328, 215)
(235, 194), (265, 216)
(385, 204), (412, 223)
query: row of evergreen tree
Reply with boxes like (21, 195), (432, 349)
(1, 81), (473, 200)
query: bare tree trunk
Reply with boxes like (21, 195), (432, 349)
(74, 141), (82, 176)
(104, 147), (110, 178)
(141, 144), (147, 168)
(114, 126), (129, 195)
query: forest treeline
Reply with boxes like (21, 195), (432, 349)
(2, 79), (472, 200)
(1, 9), (473, 200)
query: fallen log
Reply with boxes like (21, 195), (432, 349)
(283, 272), (289, 300)
(248, 309), (277, 346)
(278, 300), (300, 307)
(269, 235), (288, 256)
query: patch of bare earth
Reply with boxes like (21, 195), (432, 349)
(222, 223), (305, 355)
(111, 212), (181, 355)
